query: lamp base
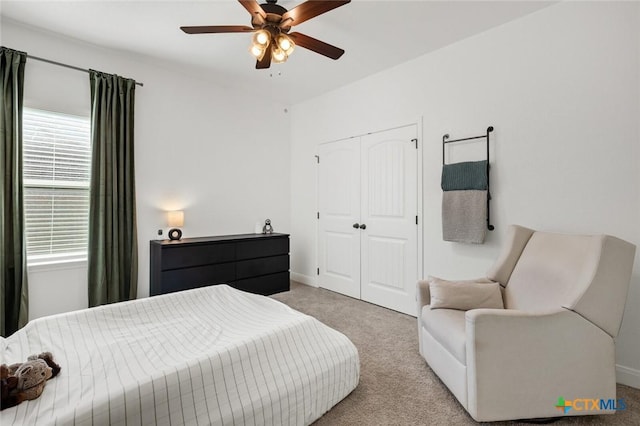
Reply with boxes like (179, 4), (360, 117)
(168, 228), (182, 240)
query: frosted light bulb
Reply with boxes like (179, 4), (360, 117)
(253, 30), (270, 46)
(276, 34), (295, 55)
(279, 37), (291, 51)
(250, 45), (265, 59)
(272, 47), (287, 63)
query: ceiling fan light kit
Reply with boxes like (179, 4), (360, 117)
(249, 29), (295, 63)
(180, 0), (350, 69)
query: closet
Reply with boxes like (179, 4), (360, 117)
(317, 124), (419, 315)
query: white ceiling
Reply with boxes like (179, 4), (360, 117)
(1, 1), (554, 104)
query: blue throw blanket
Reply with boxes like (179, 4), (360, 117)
(441, 160), (488, 191)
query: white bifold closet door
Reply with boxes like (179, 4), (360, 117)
(318, 125), (418, 315)
(318, 138), (361, 300)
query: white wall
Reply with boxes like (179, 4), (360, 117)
(1, 19), (291, 317)
(289, 2), (640, 387)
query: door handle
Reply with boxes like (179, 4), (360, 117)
(353, 223), (360, 229)
(359, 224), (366, 230)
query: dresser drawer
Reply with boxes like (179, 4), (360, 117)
(236, 237), (289, 260)
(150, 233), (290, 297)
(236, 254), (289, 279)
(233, 271), (290, 295)
(162, 242), (235, 270)
(155, 263), (235, 295)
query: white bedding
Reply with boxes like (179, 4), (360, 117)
(1, 285), (359, 425)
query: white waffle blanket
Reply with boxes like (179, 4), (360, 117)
(1, 285), (359, 425)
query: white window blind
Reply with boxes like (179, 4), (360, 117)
(23, 108), (91, 264)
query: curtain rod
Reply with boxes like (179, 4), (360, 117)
(28, 54), (144, 87)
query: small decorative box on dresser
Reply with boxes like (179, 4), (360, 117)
(150, 233), (290, 296)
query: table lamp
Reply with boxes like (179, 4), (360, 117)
(167, 210), (184, 240)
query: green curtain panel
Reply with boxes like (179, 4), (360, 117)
(88, 70), (138, 307)
(0, 47), (29, 337)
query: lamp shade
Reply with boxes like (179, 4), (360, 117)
(252, 29), (270, 47)
(276, 34), (294, 55)
(272, 47), (287, 63)
(167, 210), (184, 227)
(249, 44), (266, 60)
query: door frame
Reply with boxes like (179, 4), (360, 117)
(315, 118), (424, 315)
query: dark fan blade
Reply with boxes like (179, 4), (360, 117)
(256, 48), (272, 69)
(281, 0), (350, 27)
(181, 25), (254, 34)
(288, 32), (345, 60)
(239, 0), (266, 24)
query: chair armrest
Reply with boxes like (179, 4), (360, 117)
(465, 307), (563, 322)
(464, 308), (616, 421)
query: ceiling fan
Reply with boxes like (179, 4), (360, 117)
(180, 0), (351, 69)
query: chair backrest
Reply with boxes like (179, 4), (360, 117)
(487, 225), (636, 337)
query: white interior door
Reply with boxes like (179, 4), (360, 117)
(360, 125), (418, 315)
(318, 138), (361, 299)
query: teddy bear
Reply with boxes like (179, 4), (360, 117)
(1, 364), (21, 410)
(11, 359), (52, 402)
(1, 352), (61, 410)
(27, 352), (61, 378)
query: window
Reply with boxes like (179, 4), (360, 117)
(22, 108), (91, 264)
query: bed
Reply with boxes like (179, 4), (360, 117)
(1, 285), (359, 425)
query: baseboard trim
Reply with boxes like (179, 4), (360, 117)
(616, 364), (640, 389)
(291, 272), (318, 288)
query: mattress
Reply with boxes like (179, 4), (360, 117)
(1, 285), (359, 425)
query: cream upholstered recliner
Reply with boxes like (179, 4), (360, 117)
(417, 225), (636, 422)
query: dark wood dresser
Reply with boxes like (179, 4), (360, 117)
(150, 233), (290, 296)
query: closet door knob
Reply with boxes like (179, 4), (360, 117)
(353, 223), (360, 229)
(359, 224), (366, 230)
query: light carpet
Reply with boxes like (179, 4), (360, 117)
(272, 281), (640, 425)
